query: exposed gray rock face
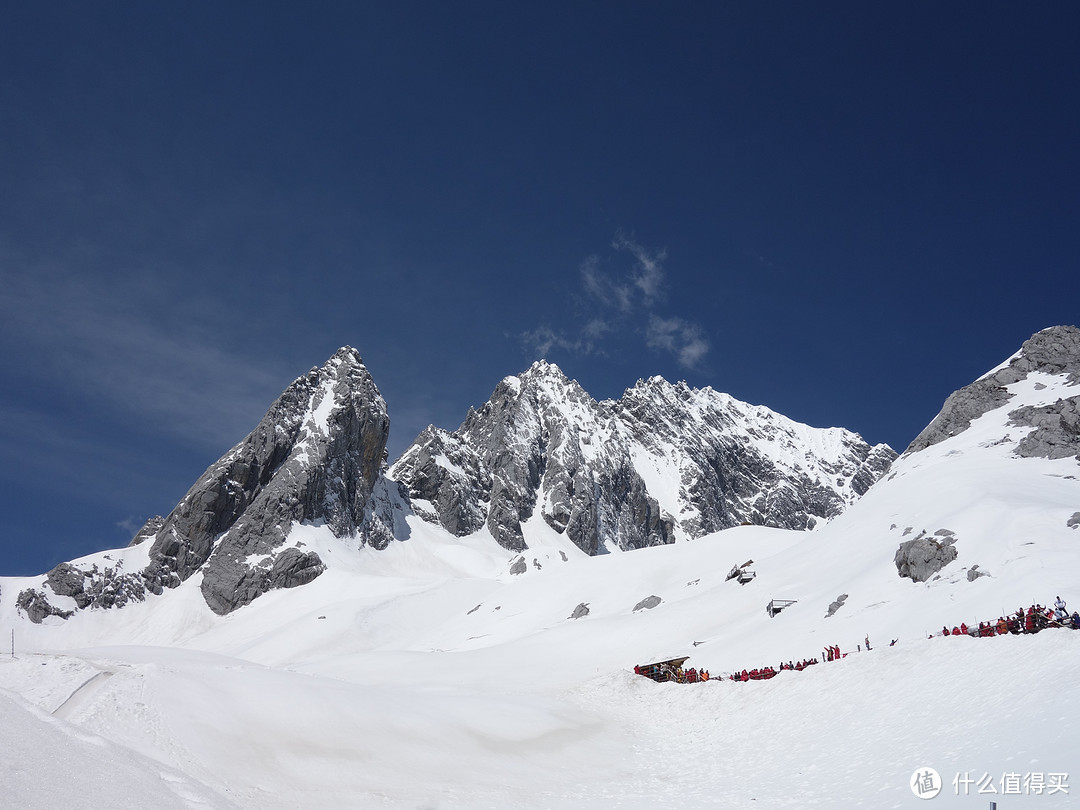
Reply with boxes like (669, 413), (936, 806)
(825, 594), (848, 618)
(1069, 512), (1080, 529)
(159, 347), (399, 614)
(391, 426), (487, 536)
(569, 602), (590, 619)
(633, 595), (662, 612)
(16, 588), (72, 623)
(906, 325), (1080, 455)
(894, 531), (958, 582)
(31, 347), (407, 619)
(392, 362), (894, 554)
(393, 362), (676, 554)
(43, 561), (148, 609)
(1009, 397), (1080, 460)
(128, 516), (165, 546)
(45, 563), (90, 607)
(613, 377), (896, 535)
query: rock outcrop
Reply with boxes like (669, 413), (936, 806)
(825, 594), (849, 618)
(1009, 397), (1080, 460)
(894, 530), (959, 582)
(633, 595), (663, 612)
(15, 588), (73, 623)
(906, 325), (1080, 456)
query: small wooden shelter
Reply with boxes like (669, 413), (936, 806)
(634, 656), (690, 683)
(725, 559), (756, 584)
(767, 598), (798, 618)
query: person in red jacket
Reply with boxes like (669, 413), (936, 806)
(960, 622), (969, 635)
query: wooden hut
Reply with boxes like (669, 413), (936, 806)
(634, 656), (690, 683)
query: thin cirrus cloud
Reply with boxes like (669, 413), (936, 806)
(520, 233), (710, 370)
(0, 260), (289, 453)
(645, 315), (710, 370)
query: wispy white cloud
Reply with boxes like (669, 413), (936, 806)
(580, 255), (634, 313)
(518, 233), (708, 370)
(646, 315), (710, 370)
(0, 255), (292, 452)
(613, 231), (667, 306)
(519, 325), (595, 358)
(582, 318), (611, 340)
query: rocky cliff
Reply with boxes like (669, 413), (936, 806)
(19, 347), (408, 619)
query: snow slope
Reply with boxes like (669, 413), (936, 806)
(1, 336), (1078, 808)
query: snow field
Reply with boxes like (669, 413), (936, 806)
(1, 363), (1078, 807)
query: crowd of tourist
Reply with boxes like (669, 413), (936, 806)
(730, 657), (821, 681)
(937, 597), (1079, 638)
(633, 595), (1076, 686)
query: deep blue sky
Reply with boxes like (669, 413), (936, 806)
(2, 3), (1077, 576)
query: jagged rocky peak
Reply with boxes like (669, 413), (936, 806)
(905, 325), (1080, 458)
(146, 345), (402, 615)
(393, 361), (895, 556)
(610, 376), (896, 535)
(393, 361), (674, 555)
(21, 347), (408, 622)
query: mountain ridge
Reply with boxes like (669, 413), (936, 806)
(393, 359), (896, 555)
(13, 325), (1077, 622)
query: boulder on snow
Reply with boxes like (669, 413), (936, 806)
(569, 602), (590, 619)
(894, 532), (958, 582)
(1068, 512), (1080, 530)
(825, 593), (848, 618)
(633, 595), (662, 612)
(967, 564), (990, 582)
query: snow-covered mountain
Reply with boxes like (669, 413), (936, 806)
(0, 326), (1078, 809)
(15, 347), (411, 621)
(11, 350), (894, 621)
(392, 359), (896, 553)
